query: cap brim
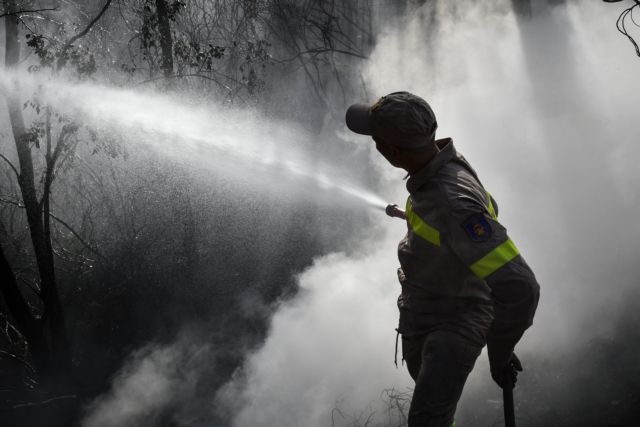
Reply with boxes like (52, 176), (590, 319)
(345, 103), (373, 135)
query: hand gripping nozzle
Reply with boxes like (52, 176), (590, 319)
(385, 204), (406, 220)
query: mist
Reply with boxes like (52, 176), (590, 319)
(0, 70), (386, 211)
(210, 1), (640, 426)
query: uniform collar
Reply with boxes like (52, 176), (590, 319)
(406, 138), (456, 194)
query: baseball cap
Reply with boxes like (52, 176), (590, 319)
(345, 91), (437, 149)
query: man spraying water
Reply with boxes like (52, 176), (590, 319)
(345, 92), (540, 427)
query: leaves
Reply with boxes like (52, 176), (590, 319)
(22, 100), (42, 115)
(18, 124), (44, 149)
(26, 34), (55, 68)
(173, 39), (227, 72)
(168, 0), (186, 21)
(24, 32), (97, 77)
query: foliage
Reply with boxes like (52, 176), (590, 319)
(24, 31), (97, 78)
(117, 0), (371, 103)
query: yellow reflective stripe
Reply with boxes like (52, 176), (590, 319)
(470, 238), (520, 279)
(486, 191), (497, 220)
(406, 198), (441, 246)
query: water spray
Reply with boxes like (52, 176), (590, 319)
(1, 70), (414, 221)
(0, 70), (390, 211)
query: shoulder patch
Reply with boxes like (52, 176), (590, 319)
(462, 214), (492, 242)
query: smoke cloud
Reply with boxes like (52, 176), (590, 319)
(215, 235), (407, 427)
(82, 1), (640, 426)
(82, 339), (209, 427)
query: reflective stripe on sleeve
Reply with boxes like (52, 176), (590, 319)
(470, 238), (520, 279)
(406, 198), (441, 246)
(486, 191), (498, 220)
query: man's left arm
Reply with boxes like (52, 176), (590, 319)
(444, 199), (540, 386)
(483, 253), (539, 386)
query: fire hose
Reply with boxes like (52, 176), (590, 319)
(503, 373), (516, 427)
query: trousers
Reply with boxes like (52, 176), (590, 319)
(402, 329), (483, 427)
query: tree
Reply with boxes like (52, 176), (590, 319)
(3, 0), (67, 378)
(1, 0), (113, 385)
(156, 0), (176, 78)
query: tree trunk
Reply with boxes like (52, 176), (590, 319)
(0, 243), (45, 360)
(156, 0), (174, 79)
(3, 0), (70, 380)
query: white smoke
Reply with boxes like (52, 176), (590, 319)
(217, 1), (640, 426)
(215, 231), (408, 427)
(82, 340), (209, 427)
(80, 1), (640, 425)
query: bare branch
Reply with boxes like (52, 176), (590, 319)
(0, 394), (76, 411)
(0, 350), (36, 375)
(605, 0), (640, 57)
(136, 72), (236, 90)
(0, 196), (107, 263)
(0, 7), (58, 18)
(59, 0), (113, 55)
(0, 153), (19, 179)
(277, 47), (368, 63)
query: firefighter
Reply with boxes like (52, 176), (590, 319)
(345, 92), (540, 427)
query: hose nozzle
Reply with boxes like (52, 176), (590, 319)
(385, 204), (406, 220)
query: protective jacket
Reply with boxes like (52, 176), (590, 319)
(397, 138), (540, 361)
